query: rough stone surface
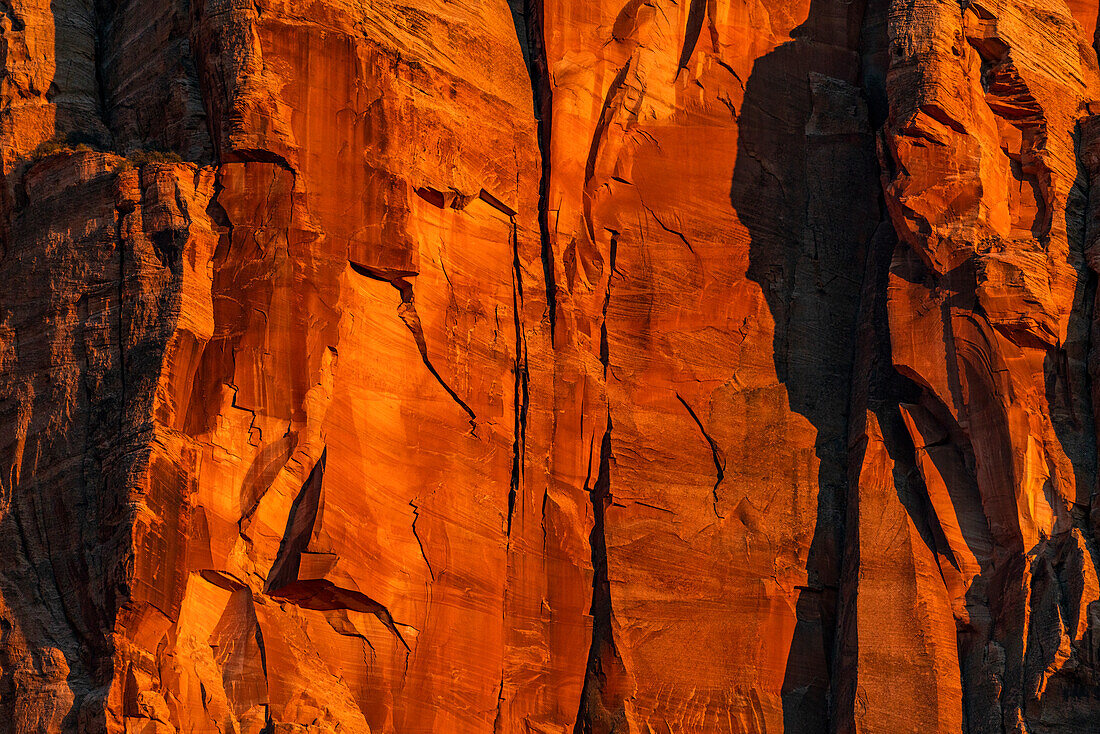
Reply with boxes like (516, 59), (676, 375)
(2, 0), (1100, 732)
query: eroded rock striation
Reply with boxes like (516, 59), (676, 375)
(2, 0), (1100, 732)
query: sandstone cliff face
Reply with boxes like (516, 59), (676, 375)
(2, 0), (1100, 732)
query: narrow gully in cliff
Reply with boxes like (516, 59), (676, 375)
(574, 417), (625, 734)
(508, 216), (529, 535)
(508, 0), (558, 345)
(1072, 118), (1099, 539)
(572, 229), (626, 732)
(829, 0), (897, 726)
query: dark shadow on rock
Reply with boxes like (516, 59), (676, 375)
(0, 3), (129, 730)
(730, 0), (885, 730)
(1024, 118), (1100, 734)
(1050, 134), (1098, 519)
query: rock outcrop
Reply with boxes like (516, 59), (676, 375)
(1, 0), (1100, 732)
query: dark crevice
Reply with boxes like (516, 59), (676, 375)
(574, 417), (627, 734)
(479, 188), (517, 218)
(223, 148), (295, 176)
(265, 449), (326, 594)
(508, 217), (529, 536)
(677, 0), (708, 73)
(583, 61), (632, 244)
(493, 675), (506, 734)
(601, 232), (618, 373)
(409, 500), (435, 581)
(508, 0), (558, 344)
(254, 605), (268, 679)
(349, 261), (477, 429)
(675, 393), (725, 519)
(265, 450), (411, 652)
(573, 229), (623, 731)
(642, 202), (693, 254)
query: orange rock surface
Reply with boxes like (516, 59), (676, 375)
(2, 0), (1100, 732)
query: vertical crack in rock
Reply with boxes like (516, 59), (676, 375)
(574, 417), (626, 734)
(508, 0), (557, 343)
(493, 674), (506, 734)
(676, 393), (725, 519)
(508, 216), (528, 535)
(408, 499), (435, 582)
(576, 227), (625, 731)
(601, 231), (617, 372)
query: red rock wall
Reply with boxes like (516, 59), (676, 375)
(1, 0), (1100, 733)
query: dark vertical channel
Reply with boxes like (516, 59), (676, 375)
(732, 0), (891, 729)
(507, 0), (558, 345)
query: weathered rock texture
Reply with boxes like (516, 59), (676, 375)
(3, 0), (1100, 732)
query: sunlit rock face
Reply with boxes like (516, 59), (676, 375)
(2, 1), (1100, 732)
